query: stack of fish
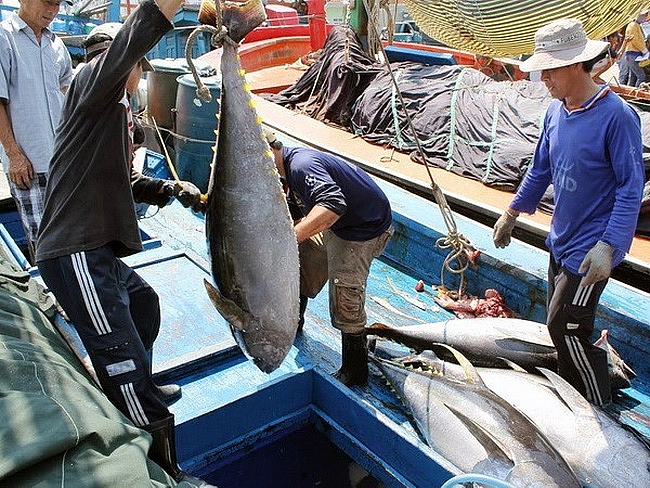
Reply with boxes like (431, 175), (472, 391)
(368, 319), (649, 487)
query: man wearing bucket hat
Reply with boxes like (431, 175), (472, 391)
(35, 1), (213, 486)
(493, 18), (644, 406)
(0, 0), (73, 261)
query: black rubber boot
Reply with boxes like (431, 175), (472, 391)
(155, 383), (182, 405)
(147, 349), (182, 405)
(145, 414), (217, 487)
(297, 295), (308, 333)
(333, 332), (368, 386)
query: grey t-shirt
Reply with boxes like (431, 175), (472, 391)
(36, 0), (171, 261)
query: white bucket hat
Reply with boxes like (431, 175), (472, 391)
(520, 18), (609, 73)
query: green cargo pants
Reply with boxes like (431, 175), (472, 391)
(299, 227), (393, 334)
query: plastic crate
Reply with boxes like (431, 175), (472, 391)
(142, 149), (173, 180)
(147, 30), (210, 60)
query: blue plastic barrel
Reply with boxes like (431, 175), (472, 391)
(174, 73), (221, 193)
(148, 59), (189, 129)
(147, 58), (215, 129)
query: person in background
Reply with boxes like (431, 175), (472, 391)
(639, 33), (650, 80)
(591, 30), (629, 83)
(621, 9), (649, 86)
(35, 1), (212, 486)
(0, 0), (73, 261)
(493, 18), (644, 406)
(266, 131), (393, 386)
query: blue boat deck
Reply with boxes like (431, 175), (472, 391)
(136, 174), (649, 485)
(124, 200), (461, 484)
(1, 146), (648, 485)
(124, 165), (650, 484)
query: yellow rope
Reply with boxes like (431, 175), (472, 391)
(151, 116), (180, 182)
(403, 0), (647, 57)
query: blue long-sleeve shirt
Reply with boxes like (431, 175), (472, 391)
(511, 87), (644, 274)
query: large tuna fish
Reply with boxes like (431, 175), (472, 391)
(366, 318), (557, 371)
(484, 368), (650, 487)
(202, 0), (300, 373)
(366, 318), (636, 387)
(380, 347), (650, 488)
(371, 347), (581, 487)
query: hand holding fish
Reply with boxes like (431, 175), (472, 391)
(175, 181), (205, 212)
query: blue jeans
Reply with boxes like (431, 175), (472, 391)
(625, 52), (646, 86)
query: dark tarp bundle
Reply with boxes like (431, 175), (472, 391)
(269, 26), (552, 192)
(270, 26), (650, 235)
(0, 253), (190, 487)
(265, 25), (382, 127)
(351, 62), (553, 192)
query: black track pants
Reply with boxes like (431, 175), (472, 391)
(38, 245), (169, 426)
(547, 258), (610, 406)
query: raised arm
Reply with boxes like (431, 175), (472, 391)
(155, 0), (185, 21)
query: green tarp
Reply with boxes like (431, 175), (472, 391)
(0, 253), (183, 487)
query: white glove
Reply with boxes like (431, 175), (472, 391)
(579, 241), (614, 286)
(492, 211), (517, 248)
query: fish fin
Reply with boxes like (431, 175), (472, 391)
(370, 339), (413, 361)
(492, 323), (555, 348)
(205, 94), (222, 198)
(399, 350), (445, 374)
(203, 278), (248, 331)
(445, 405), (513, 465)
(594, 329), (637, 386)
(416, 350), (442, 362)
(496, 357), (528, 373)
(537, 367), (599, 422)
(432, 343), (485, 386)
